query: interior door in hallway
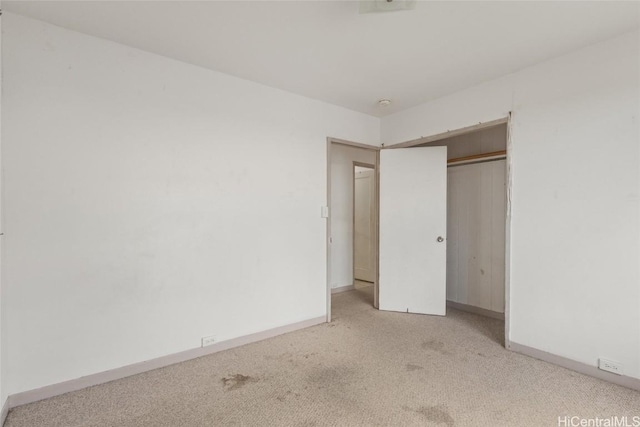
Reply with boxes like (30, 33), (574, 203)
(354, 167), (375, 283)
(379, 147), (447, 315)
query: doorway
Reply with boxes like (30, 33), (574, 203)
(326, 139), (380, 322)
(353, 163), (376, 287)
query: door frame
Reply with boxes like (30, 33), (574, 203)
(326, 138), (380, 322)
(352, 161), (377, 300)
(379, 115), (512, 347)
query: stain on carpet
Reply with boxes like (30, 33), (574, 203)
(421, 340), (452, 355)
(306, 365), (358, 392)
(276, 390), (300, 402)
(403, 405), (455, 426)
(406, 364), (424, 371)
(221, 374), (258, 391)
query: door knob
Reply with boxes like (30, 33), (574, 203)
(437, 236), (444, 242)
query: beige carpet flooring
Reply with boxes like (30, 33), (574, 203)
(6, 285), (640, 426)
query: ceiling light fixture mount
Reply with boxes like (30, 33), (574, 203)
(359, 0), (416, 14)
(378, 99), (392, 107)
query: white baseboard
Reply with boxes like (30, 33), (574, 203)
(509, 341), (640, 391)
(447, 300), (505, 320)
(331, 284), (355, 294)
(8, 316), (326, 409)
(1, 398), (8, 427)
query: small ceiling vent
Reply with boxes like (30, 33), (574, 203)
(359, 0), (417, 14)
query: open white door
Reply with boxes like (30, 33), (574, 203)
(379, 147), (447, 315)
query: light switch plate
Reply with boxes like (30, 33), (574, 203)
(321, 206), (329, 218)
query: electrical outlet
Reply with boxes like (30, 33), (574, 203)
(201, 336), (217, 347)
(598, 358), (623, 375)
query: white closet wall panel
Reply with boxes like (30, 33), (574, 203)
(446, 159), (506, 313)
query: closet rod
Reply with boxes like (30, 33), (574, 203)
(447, 150), (506, 167)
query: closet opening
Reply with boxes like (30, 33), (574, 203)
(414, 123), (508, 325)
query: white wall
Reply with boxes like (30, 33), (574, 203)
(382, 30), (640, 379)
(447, 160), (506, 313)
(330, 144), (376, 288)
(2, 12), (379, 396)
